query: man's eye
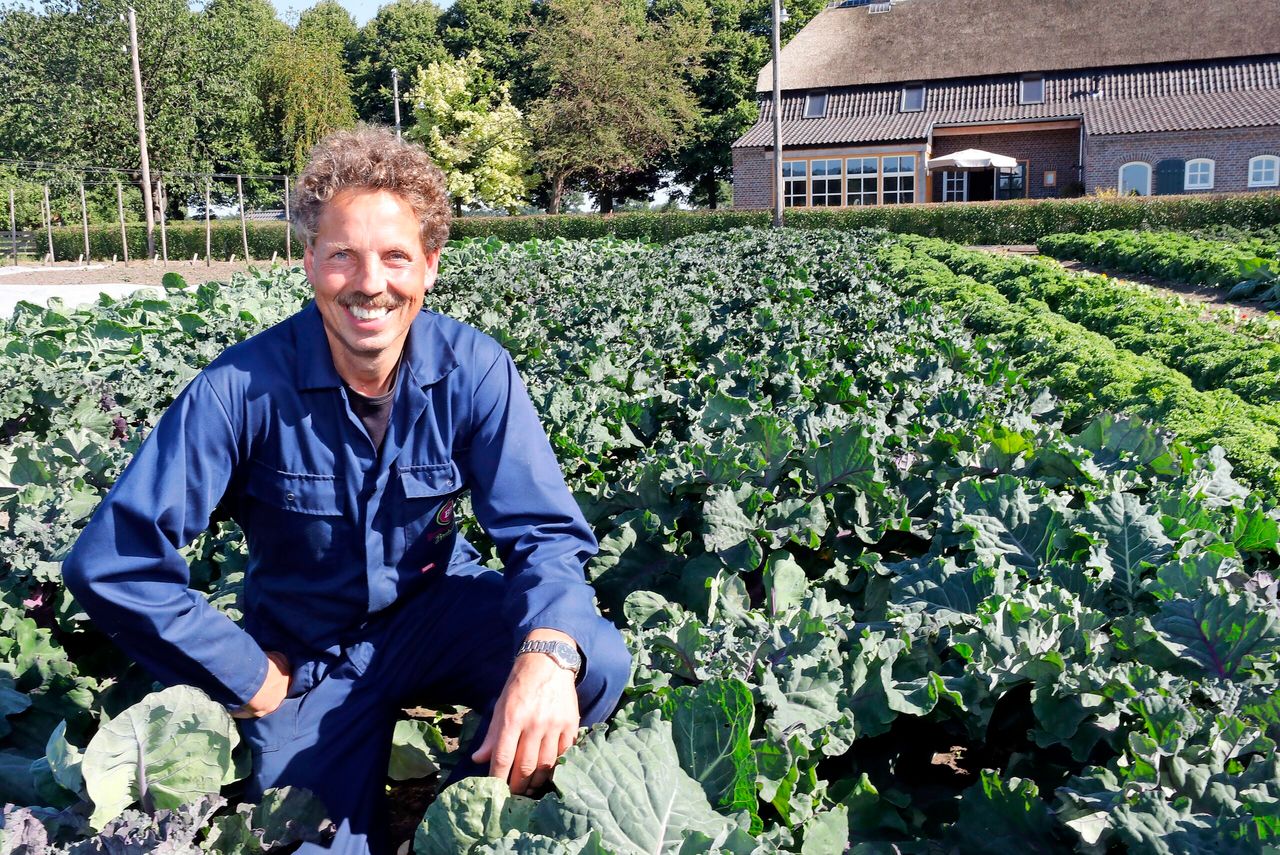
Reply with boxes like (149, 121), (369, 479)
(331, 250), (349, 260)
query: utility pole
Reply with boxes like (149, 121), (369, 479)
(771, 0), (786, 228)
(391, 68), (402, 139)
(128, 7), (155, 259)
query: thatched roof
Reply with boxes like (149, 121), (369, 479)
(757, 0), (1280, 92)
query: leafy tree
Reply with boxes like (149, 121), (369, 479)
(526, 0), (709, 214)
(436, 0), (544, 109)
(350, 0), (448, 126)
(406, 51), (531, 214)
(193, 0), (290, 203)
(659, 0), (823, 209)
(0, 0), (204, 218)
(258, 35), (358, 172)
(296, 0), (359, 58)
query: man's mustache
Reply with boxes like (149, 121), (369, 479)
(337, 294), (406, 311)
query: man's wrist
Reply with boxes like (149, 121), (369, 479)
(519, 628), (582, 678)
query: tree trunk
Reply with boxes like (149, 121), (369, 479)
(454, 198), (463, 218)
(549, 173), (565, 215)
(707, 175), (719, 210)
(598, 183), (614, 215)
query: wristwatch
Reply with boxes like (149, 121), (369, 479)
(517, 639), (582, 676)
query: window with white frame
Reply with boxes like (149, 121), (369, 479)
(845, 157), (878, 205)
(900, 84), (925, 112)
(804, 92), (828, 119)
(1184, 158), (1215, 190)
(1019, 75), (1045, 105)
(1118, 161), (1152, 196)
(1249, 155), (1280, 188)
(882, 155), (916, 204)
(782, 160), (808, 207)
(942, 171), (968, 202)
(811, 159), (843, 206)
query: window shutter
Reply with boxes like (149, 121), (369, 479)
(1155, 159), (1185, 195)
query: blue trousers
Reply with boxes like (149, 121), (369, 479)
(236, 565), (631, 855)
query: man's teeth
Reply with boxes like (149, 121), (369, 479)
(349, 305), (390, 320)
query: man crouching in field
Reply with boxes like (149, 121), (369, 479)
(63, 126), (630, 855)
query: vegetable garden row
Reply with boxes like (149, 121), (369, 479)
(0, 228), (1276, 853)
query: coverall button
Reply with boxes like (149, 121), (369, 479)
(285, 492), (295, 502)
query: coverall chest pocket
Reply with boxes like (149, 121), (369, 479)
(397, 461), (463, 547)
(243, 464), (345, 560)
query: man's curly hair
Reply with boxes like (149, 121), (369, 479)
(293, 125), (452, 253)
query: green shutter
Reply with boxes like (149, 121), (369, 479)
(1155, 159), (1185, 195)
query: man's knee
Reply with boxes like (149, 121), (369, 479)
(579, 618), (631, 725)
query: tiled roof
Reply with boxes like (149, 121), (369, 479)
(758, 0), (1280, 91)
(734, 57), (1280, 148)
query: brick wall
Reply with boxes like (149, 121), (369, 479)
(1086, 127), (1280, 194)
(929, 128), (1082, 201)
(732, 148), (775, 210)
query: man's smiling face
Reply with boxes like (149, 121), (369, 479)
(304, 188), (441, 383)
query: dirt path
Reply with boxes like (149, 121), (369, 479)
(0, 258), (289, 288)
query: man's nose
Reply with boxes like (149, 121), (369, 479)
(352, 254), (388, 293)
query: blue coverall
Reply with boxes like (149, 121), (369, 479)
(62, 301), (631, 854)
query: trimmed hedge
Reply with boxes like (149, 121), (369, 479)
(878, 234), (1280, 495)
(47, 191), (1280, 260)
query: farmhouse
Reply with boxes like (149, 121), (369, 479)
(731, 0), (1280, 208)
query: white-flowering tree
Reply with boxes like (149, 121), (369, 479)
(406, 51), (532, 214)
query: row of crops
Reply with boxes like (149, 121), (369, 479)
(0, 228), (1277, 852)
(1038, 229), (1280, 308)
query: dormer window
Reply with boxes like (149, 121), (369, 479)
(804, 92), (828, 119)
(900, 84), (925, 112)
(1020, 74), (1045, 105)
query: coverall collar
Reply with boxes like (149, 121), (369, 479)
(294, 300), (461, 392)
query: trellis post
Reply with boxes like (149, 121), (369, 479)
(79, 182), (90, 262)
(205, 178), (212, 267)
(116, 179), (130, 265)
(42, 184), (54, 264)
(157, 178), (168, 262)
(237, 174), (250, 262)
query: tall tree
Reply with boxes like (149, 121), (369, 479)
(526, 0), (708, 214)
(406, 51), (531, 214)
(258, 35), (358, 172)
(194, 0), (290, 203)
(0, 0), (204, 218)
(350, 0), (448, 125)
(662, 0), (824, 209)
(296, 0), (359, 58)
(437, 0), (544, 109)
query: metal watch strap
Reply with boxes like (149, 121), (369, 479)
(517, 639), (582, 674)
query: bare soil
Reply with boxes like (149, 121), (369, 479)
(0, 258), (293, 288)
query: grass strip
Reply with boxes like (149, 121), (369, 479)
(878, 237), (1280, 495)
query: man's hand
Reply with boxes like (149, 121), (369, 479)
(472, 629), (580, 794)
(231, 651), (291, 719)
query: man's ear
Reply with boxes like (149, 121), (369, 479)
(423, 246), (442, 293)
(302, 242), (315, 282)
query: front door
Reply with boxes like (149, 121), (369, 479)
(968, 170), (995, 201)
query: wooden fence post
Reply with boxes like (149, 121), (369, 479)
(42, 185), (53, 264)
(205, 177), (212, 267)
(116, 179), (130, 265)
(8, 189), (16, 267)
(157, 178), (168, 263)
(79, 182), (90, 262)
(237, 174), (250, 262)
(284, 175), (292, 265)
